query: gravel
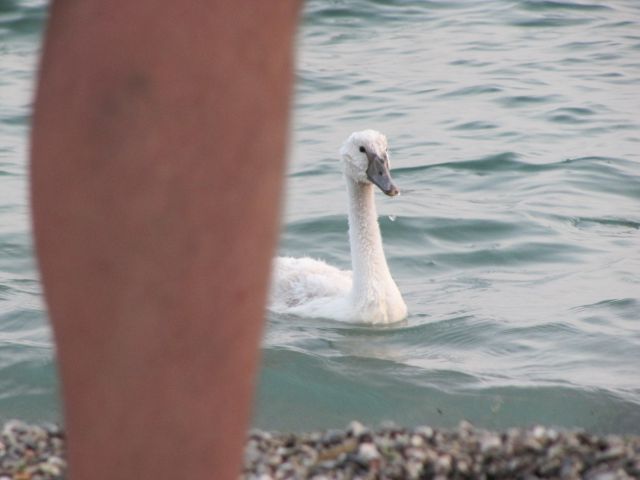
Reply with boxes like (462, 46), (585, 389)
(0, 420), (65, 480)
(1, 420), (639, 479)
(242, 421), (640, 480)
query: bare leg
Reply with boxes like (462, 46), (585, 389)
(30, 1), (299, 479)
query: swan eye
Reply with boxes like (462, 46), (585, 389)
(359, 146), (366, 153)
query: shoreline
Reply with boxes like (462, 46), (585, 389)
(1, 420), (639, 479)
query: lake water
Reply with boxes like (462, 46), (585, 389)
(1, 0), (639, 434)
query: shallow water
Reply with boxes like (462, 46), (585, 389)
(1, 1), (640, 433)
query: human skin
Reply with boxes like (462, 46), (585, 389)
(30, 1), (299, 479)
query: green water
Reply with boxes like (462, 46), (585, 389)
(1, 0), (639, 434)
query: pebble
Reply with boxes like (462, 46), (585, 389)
(0, 421), (65, 480)
(241, 422), (640, 479)
(347, 421), (366, 438)
(1, 420), (639, 479)
(356, 442), (379, 462)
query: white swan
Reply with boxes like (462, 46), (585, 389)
(269, 130), (407, 324)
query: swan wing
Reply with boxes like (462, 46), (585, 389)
(269, 256), (352, 311)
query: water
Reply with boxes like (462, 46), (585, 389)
(0, 0), (55, 422)
(1, 1), (639, 434)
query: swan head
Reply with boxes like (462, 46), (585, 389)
(339, 130), (399, 196)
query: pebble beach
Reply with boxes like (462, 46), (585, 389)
(1, 420), (639, 479)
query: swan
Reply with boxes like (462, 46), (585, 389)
(269, 130), (407, 324)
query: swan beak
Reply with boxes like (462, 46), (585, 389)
(366, 153), (399, 196)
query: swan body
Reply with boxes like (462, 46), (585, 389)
(269, 130), (407, 324)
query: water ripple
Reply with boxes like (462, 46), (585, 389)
(2, 0), (640, 431)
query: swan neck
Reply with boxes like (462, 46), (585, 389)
(346, 178), (392, 300)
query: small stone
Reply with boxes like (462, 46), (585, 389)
(405, 447), (426, 462)
(415, 426), (434, 439)
(317, 438), (357, 461)
(596, 445), (626, 461)
(244, 443), (261, 465)
(523, 436), (543, 452)
(347, 421), (366, 437)
(3, 419), (28, 436)
(406, 459), (423, 479)
(435, 454), (452, 473)
(480, 434), (501, 453)
(587, 473), (617, 480)
(410, 434), (424, 447)
(39, 462), (62, 476)
(357, 442), (380, 462)
(321, 430), (344, 446)
(533, 425), (546, 440)
(457, 459), (470, 474)
(459, 420), (474, 432)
